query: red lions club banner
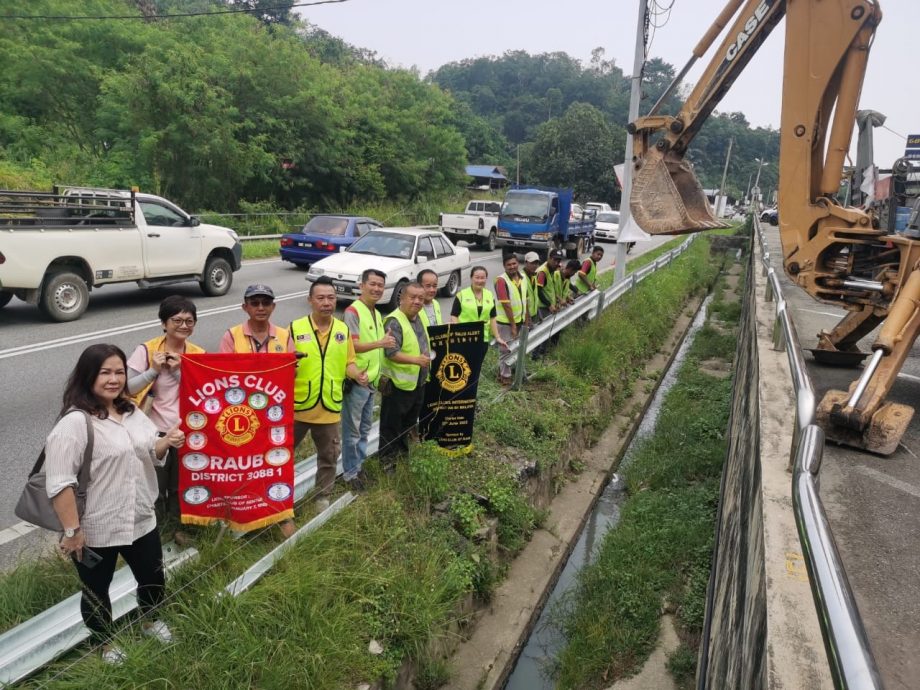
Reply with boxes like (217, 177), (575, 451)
(178, 353), (296, 531)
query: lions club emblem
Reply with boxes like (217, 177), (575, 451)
(215, 404), (261, 447)
(436, 352), (471, 393)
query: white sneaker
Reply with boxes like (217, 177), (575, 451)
(141, 619), (174, 643)
(101, 645), (127, 665)
(314, 497), (331, 512)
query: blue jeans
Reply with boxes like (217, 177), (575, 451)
(341, 384), (375, 480)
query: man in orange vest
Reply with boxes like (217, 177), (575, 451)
(219, 284), (297, 536)
(218, 284), (294, 355)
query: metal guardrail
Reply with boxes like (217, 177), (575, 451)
(754, 217), (882, 689)
(0, 238), (694, 685)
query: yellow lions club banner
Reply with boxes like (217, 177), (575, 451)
(178, 353), (296, 531)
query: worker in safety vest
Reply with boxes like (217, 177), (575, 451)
(218, 284), (294, 354)
(494, 252), (531, 386)
(341, 269), (395, 491)
(536, 250), (564, 320)
(379, 282), (431, 464)
(450, 265), (505, 346)
(291, 276), (367, 510)
(417, 269), (443, 330)
(522, 252), (541, 323)
(574, 246), (604, 296)
(559, 260), (580, 305)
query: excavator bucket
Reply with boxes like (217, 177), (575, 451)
(630, 147), (731, 235)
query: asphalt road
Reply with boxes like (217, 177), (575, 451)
(0, 237), (669, 547)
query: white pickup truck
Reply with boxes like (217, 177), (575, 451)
(0, 187), (242, 322)
(438, 199), (502, 251)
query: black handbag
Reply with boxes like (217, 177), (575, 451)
(14, 410), (94, 532)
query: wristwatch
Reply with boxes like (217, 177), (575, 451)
(63, 526), (80, 539)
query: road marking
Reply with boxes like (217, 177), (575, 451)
(0, 289), (311, 360)
(897, 373), (920, 384)
(0, 520), (39, 546)
(852, 465), (920, 499)
(797, 308), (846, 318)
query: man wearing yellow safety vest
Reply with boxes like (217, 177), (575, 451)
(379, 282), (431, 465)
(341, 269), (396, 491)
(522, 253), (541, 324)
(574, 246), (604, 296)
(417, 269), (443, 330)
(291, 276), (367, 510)
(219, 284), (297, 536)
(218, 284), (294, 355)
(494, 252), (531, 386)
(535, 249), (564, 320)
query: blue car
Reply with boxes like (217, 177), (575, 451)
(280, 215), (383, 267)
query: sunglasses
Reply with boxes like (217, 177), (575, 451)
(246, 298), (274, 307)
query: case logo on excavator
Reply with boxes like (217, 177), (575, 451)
(725, 0), (771, 62)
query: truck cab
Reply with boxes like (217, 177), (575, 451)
(496, 186), (595, 258)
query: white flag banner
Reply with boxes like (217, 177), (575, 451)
(617, 213), (653, 243)
(614, 163), (626, 189)
(859, 164), (877, 206)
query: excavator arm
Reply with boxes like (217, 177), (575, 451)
(630, 0), (920, 454)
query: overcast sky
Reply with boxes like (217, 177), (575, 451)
(300, 0), (917, 172)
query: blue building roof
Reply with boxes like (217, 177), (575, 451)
(465, 165), (507, 180)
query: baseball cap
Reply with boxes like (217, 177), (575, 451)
(524, 251), (540, 263)
(244, 284), (275, 300)
(549, 249), (565, 260)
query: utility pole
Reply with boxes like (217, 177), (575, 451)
(717, 137), (734, 217)
(616, 0), (649, 284)
(516, 145), (520, 185)
(752, 158), (767, 208)
(744, 173), (753, 206)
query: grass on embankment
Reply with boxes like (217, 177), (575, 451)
(552, 260), (742, 690)
(5, 237), (719, 689)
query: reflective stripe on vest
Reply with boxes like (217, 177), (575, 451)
(494, 273), (527, 324)
(229, 324), (290, 353)
(575, 259), (597, 294)
(536, 263), (557, 308)
(381, 309), (422, 391)
(456, 287), (495, 342)
(418, 301), (442, 330)
(291, 316), (349, 413)
(132, 335), (204, 407)
(352, 300), (384, 386)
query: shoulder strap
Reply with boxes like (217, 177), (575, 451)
(30, 410), (94, 488)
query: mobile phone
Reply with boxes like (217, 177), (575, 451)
(72, 546), (103, 569)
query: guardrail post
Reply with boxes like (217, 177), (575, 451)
(762, 252), (770, 277)
(772, 312), (786, 352)
(512, 325), (529, 390)
(594, 290), (605, 319)
(764, 268), (775, 302)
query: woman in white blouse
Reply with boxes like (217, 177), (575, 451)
(48, 344), (185, 664)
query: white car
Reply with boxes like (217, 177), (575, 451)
(594, 211), (621, 242)
(304, 227), (471, 308)
(585, 201), (614, 214)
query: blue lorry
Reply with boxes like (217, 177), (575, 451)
(495, 186), (595, 258)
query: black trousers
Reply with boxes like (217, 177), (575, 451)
(74, 527), (165, 644)
(378, 385), (424, 460)
(154, 446), (180, 525)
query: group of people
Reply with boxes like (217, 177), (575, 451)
(492, 245), (606, 383)
(40, 247), (607, 663)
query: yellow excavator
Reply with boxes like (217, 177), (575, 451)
(628, 0), (917, 455)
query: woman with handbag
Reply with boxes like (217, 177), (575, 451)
(47, 343), (186, 664)
(126, 295), (204, 545)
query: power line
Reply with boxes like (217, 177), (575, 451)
(880, 124), (907, 141)
(0, 0), (350, 21)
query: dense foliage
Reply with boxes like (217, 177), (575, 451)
(0, 1), (779, 212)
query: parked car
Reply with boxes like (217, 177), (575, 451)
(280, 215), (382, 267)
(594, 211), (621, 242)
(305, 228), (471, 308)
(760, 208), (778, 225)
(585, 201), (614, 214)
(439, 199), (502, 250)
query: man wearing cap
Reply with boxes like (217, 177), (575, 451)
(219, 284), (294, 355)
(522, 253), (541, 324)
(220, 284), (296, 536)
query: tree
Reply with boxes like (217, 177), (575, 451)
(528, 103), (624, 204)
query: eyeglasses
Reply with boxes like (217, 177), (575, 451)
(246, 299), (274, 307)
(168, 317), (196, 327)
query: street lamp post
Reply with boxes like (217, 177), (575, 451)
(752, 158), (769, 209)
